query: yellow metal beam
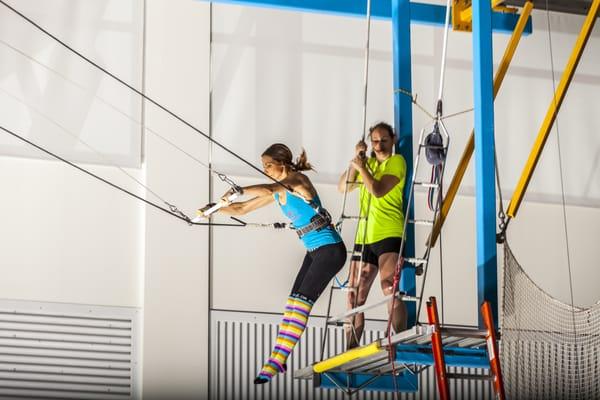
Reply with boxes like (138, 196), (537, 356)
(428, 1), (533, 247)
(313, 341), (381, 373)
(507, 0), (600, 218)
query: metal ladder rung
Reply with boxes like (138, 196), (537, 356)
(408, 219), (434, 226)
(455, 337), (486, 348)
(405, 257), (427, 265)
(447, 373), (494, 381)
(414, 335), (435, 345)
(441, 336), (469, 346)
(420, 144), (446, 150)
(327, 293), (419, 324)
(332, 286), (356, 293)
(413, 181), (439, 189)
(440, 327), (487, 339)
(339, 351), (389, 372)
(361, 358), (398, 374)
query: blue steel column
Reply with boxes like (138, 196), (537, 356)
(392, 0), (416, 327)
(472, 0), (498, 327)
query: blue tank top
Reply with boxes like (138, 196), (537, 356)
(274, 191), (342, 251)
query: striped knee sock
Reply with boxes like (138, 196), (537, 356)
(255, 295), (314, 384)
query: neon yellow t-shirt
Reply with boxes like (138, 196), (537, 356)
(355, 154), (406, 245)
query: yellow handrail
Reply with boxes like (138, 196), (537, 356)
(507, 0), (600, 217)
(313, 341), (381, 373)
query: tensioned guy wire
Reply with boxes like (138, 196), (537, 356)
(0, 35), (245, 221)
(544, 0), (581, 395)
(0, 123), (243, 227)
(0, 86), (170, 207)
(0, 0), (309, 201)
(0, 37), (243, 189)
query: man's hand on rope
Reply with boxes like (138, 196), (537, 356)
(351, 154), (367, 172)
(355, 140), (367, 159)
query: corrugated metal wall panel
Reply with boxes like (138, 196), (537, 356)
(0, 299), (141, 400)
(211, 311), (493, 400)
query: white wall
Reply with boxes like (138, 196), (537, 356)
(0, 156), (144, 307)
(0, 0), (144, 167)
(1, 1), (599, 399)
(0, 0), (144, 308)
(142, 1), (211, 399)
(0, 0), (213, 398)
(210, 4), (600, 327)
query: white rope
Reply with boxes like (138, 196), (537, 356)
(360, 0), (373, 141)
(436, 0), (453, 110)
(346, 0), (376, 333)
(330, 0), (377, 350)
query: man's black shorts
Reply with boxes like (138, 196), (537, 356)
(351, 237), (403, 266)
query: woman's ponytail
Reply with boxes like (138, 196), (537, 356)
(292, 148), (313, 171)
(262, 144), (314, 172)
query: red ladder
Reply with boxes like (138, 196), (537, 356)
(426, 296), (506, 400)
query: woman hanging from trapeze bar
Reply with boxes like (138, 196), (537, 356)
(200, 143), (346, 384)
(338, 122), (408, 349)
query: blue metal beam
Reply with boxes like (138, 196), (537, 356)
(395, 343), (490, 369)
(317, 370), (419, 393)
(315, 343), (489, 392)
(393, 0), (416, 327)
(206, 0), (532, 34)
(472, 0), (498, 328)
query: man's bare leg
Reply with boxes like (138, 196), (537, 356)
(379, 252), (407, 334)
(345, 260), (378, 349)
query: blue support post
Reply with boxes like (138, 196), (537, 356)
(392, 0), (416, 327)
(472, 0), (498, 328)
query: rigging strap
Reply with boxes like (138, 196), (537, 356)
(0, 124), (244, 228)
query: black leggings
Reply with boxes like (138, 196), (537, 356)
(291, 241), (347, 302)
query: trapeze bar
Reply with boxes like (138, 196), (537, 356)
(204, 0), (532, 34)
(428, 1), (533, 247)
(507, 0), (600, 218)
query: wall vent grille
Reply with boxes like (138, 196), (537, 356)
(211, 310), (492, 399)
(0, 299), (141, 399)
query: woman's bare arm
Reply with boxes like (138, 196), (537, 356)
(218, 195), (274, 216)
